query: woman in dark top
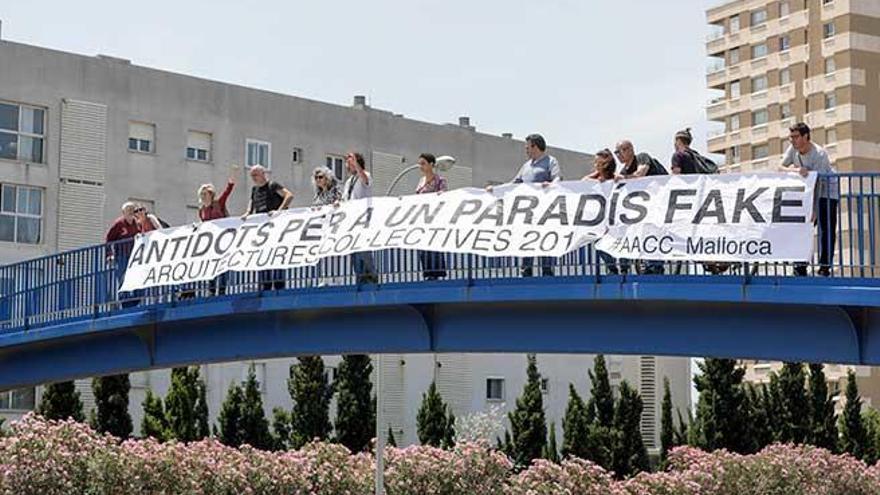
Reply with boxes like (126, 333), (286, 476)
(415, 153), (448, 280)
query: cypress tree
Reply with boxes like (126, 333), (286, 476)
(506, 354), (547, 469)
(543, 422), (560, 463)
(289, 356), (334, 449)
(141, 389), (168, 441)
(674, 408), (690, 446)
(271, 407), (292, 451)
(387, 426), (397, 447)
(442, 409), (456, 449)
(776, 362), (810, 444)
(764, 378), (784, 441)
(589, 355), (614, 426)
(807, 363), (838, 452)
(691, 358), (748, 453)
(165, 367), (209, 442)
(417, 381), (453, 447)
(862, 409), (880, 465)
(561, 384), (591, 459)
(660, 377), (674, 462)
(743, 384), (772, 453)
(217, 383), (245, 448)
(611, 380), (648, 479)
(335, 355), (375, 453)
(239, 364), (272, 450)
(839, 370), (868, 460)
(92, 374), (133, 439)
(37, 381), (84, 422)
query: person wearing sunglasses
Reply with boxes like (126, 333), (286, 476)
(242, 165), (294, 291)
(612, 140), (667, 275)
(133, 205), (162, 233)
(310, 166), (342, 287)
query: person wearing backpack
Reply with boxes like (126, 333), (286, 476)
(670, 128), (730, 275)
(614, 140), (666, 274)
(193, 165), (239, 295)
(670, 128), (718, 175)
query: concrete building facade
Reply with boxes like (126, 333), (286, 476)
(0, 38), (691, 452)
(706, 0), (880, 173)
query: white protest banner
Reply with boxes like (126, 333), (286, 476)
(596, 172), (817, 261)
(119, 173), (816, 291)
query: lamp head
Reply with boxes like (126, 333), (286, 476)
(435, 155), (456, 172)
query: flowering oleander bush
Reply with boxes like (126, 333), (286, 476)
(4, 414), (880, 494)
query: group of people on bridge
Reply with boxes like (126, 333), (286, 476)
(104, 121), (837, 303)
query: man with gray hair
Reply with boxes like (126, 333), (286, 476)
(105, 201), (143, 308)
(243, 165), (294, 291)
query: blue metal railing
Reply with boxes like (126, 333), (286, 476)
(0, 174), (877, 334)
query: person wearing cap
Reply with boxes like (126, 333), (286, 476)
(779, 122), (839, 277)
(415, 153), (448, 280)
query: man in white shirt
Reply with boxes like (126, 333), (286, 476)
(779, 122), (839, 276)
(342, 152), (378, 284)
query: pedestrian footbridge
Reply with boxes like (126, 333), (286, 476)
(1, 176), (879, 390)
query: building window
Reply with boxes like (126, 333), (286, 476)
(730, 146), (741, 163)
(752, 109), (769, 126)
(246, 139), (271, 168)
(0, 102), (46, 163)
(751, 75), (768, 93)
(0, 387), (35, 410)
(729, 114), (741, 131)
(540, 378), (550, 394)
(823, 22), (835, 39)
(291, 147), (303, 164)
(780, 0), (791, 17)
(752, 43), (768, 59)
(486, 378), (505, 401)
(729, 48), (740, 65)
(729, 15), (740, 32)
(825, 57), (837, 74)
(779, 35), (791, 51)
(750, 9), (767, 27)
(752, 144), (770, 159)
(186, 130), (211, 162)
(128, 122), (155, 153)
(0, 184), (42, 244)
(781, 102), (792, 119)
(326, 155), (345, 180)
(826, 128), (837, 144)
(823, 0), (834, 4)
(825, 92), (837, 110)
(730, 80), (741, 98)
(779, 68), (792, 86)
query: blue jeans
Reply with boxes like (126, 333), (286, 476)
(521, 257), (554, 277)
(352, 252), (378, 284)
(418, 250), (447, 280)
(598, 251), (630, 275)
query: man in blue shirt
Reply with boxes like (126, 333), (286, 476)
(513, 134), (561, 277)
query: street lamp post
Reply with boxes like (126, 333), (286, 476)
(374, 155), (455, 495)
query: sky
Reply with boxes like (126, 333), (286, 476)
(1, 0), (721, 162)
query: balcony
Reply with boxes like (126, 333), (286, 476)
(705, 9), (809, 55)
(705, 84), (795, 121)
(707, 118), (794, 153)
(804, 104), (867, 130)
(803, 69), (867, 96)
(706, 44), (809, 88)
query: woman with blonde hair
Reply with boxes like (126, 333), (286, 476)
(193, 165), (238, 296)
